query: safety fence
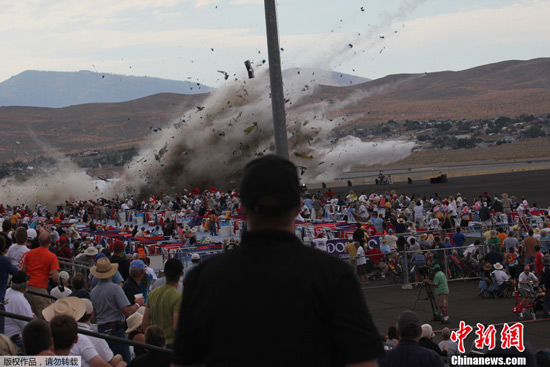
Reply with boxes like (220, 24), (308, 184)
(0, 310), (172, 354)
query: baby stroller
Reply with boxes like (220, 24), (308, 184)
(513, 283), (545, 320)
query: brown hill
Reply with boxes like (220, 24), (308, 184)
(0, 93), (206, 160)
(300, 57), (550, 125)
(1, 58), (549, 162)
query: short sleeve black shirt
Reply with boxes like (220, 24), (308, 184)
(172, 230), (384, 366)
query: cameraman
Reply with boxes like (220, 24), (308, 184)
(424, 264), (449, 324)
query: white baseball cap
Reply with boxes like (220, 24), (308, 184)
(27, 229), (38, 240)
(191, 253), (201, 260)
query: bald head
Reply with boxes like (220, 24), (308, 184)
(38, 231), (51, 247)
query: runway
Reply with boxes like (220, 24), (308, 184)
(320, 169), (550, 207)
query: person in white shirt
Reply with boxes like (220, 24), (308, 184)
(50, 271), (73, 299)
(518, 265), (538, 291)
(355, 242), (369, 285)
(491, 263), (511, 286)
(44, 298), (125, 367)
(78, 299), (123, 367)
(4, 271), (34, 341)
(413, 201), (424, 228)
(6, 227), (30, 267)
(312, 234), (328, 252)
(143, 257), (158, 283)
(384, 229), (398, 251)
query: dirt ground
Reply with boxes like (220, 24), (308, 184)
(363, 279), (550, 352)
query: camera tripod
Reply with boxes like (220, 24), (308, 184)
(413, 282), (443, 322)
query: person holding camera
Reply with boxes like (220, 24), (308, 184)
(424, 264), (449, 323)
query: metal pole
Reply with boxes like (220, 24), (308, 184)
(0, 310), (172, 354)
(264, 0), (289, 159)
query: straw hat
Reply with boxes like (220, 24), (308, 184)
(483, 263), (492, 271)
(126, 311), (144, 334)
(42, 297), (86, 322)
(84, 246), (99, 257)
(494, 263), (504, 270)
(0, 334), (17, 356)
(90, 257), (119, 279)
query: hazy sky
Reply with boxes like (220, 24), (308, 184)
(1, 0), (549, 86)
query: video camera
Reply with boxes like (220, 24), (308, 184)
(417, 266), (433, 279)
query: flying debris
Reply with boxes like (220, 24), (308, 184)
(217, 70), (229, 80)
(360, 6), (365, 11)
(244, 60), (255, 79)
(294, 152), (313, 160)
(196, 106), (206, 112)
(379, 35), (385, 39)
(243, 122), (258, 135)
(348, 44), (353, 48)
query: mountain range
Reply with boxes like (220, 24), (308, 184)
(0, 58), (549, 162)
(0, 69), (369, 108)
(0, 70), (212, 108)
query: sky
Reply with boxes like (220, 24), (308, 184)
(1, 0), (549, 87)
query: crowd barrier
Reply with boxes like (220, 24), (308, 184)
(0, 310), (172, 354)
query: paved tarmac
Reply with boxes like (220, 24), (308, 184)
(363, 279), (550, 352)
(326, 169), (550, 207)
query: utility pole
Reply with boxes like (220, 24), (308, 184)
(264, 0), (289, 159)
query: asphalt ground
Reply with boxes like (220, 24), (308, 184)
(325, 169), (550, 207)
(362, 279), (550, 352)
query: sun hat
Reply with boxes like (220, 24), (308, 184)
(84, 246), (99, 257)
(42, 297), (86, 322)
(483, 263), (492, 271)
(494, 263), (504, 270)
(90, 257), (119, 279)
(0, 334), (17, 356)
(125, 311), (144, 334)
(82, 298), (93, 315)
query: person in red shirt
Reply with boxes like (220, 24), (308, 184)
(21, 231), (59, 319)
(535, 245), (544, 276)
(55, 236), (72, 260)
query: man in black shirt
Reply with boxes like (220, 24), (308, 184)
(172, 155), (384, 367)
(353, 222), (366, 246)
(123, 259), (146, 304)
(378, 311), (444, 367)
